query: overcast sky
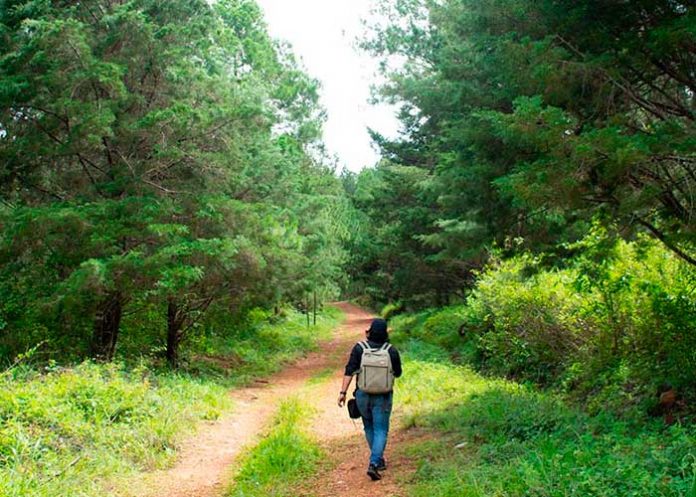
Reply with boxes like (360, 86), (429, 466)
(255, 0), (400, 172)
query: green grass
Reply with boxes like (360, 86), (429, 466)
(0, 362), (230, 497)
(227, 398), (322, 497)
(0, 307), (343, 497)
(390, 325), (696, 497)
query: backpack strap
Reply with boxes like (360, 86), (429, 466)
(358, 341), (371, 351)
(380, 343), (392, 351)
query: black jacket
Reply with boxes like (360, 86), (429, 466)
(344, 340), (402, 378)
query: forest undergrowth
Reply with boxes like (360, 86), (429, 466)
(381, 238), (696, 497)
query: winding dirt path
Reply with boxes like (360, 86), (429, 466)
(119, 302), (410, 497)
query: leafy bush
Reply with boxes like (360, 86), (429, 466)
(381, 301), (405, 319)
(397, 232), (696, 406)
(471, 254), (590, 384)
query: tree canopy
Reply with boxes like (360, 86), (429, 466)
(0, 0), (349, 363)
(348, 0), (695, 307)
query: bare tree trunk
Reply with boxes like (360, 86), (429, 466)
(92, 292), (123, 361)
(313, 290), (317, 326)
(166, 298), (184, 368)
(305, 296), (310, 328)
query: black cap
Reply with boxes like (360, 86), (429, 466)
(368, 318), (388, 343)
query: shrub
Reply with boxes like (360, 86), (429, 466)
(466, 236), (695, 401)
(471, 256), (589, 383)
(392, 232), (696, 411)
(381, 301), (405, 320)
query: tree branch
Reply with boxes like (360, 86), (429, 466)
(635, 218), (696, 266)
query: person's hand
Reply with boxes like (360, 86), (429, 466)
(337, 391), (347, 407)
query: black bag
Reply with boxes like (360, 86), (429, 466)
(347, 398), (361, 419)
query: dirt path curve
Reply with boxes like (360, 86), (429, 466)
(123, 302), (408, 497)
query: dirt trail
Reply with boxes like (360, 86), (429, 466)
(122, 302), (410, 497)
(297, 311), (415, 497)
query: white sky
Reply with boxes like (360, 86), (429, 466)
(255, 0), (400, 172)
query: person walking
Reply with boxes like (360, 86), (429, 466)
(338, 318), (402, 481)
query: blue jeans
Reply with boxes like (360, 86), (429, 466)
(355, 389), (393, 467)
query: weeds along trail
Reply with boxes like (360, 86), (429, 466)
(118, 302), (376, 497)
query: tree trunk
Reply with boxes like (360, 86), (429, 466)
(92, 292), (123, 361)
(166, 298), (184, 368)
(313, 290), (317, 326)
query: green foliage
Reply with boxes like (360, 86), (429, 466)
(392, 334), (696, 497)
(185, 307), (343, 386)
(0, 0), (350, 363)
(470, 255), (591, 384)
(0, 306), (338, 496)
(392, 306), (469, 351)
(380, 301), (404, 320)
(352, 0), (695, 309)
(228, 398), (322, 497)
(344, 163), (473, 309)
(391, 232), (696, 407)
(475, 235), (695, 398)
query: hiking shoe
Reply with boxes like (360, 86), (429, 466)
(367, 464), (382, 481)
(376, 459), (387, 471)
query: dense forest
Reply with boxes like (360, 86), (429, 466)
(0, 0), (694, 496)
(0, 0), (349, 365)
(347, 0), (695, 404)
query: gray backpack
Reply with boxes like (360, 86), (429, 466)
(357, 341), (394, 394)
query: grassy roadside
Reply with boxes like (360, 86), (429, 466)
(0, 307), (343, 497)
(227, 398), (323, 497)
(188, 307), (343, 387)
(390, 319), (696, 497)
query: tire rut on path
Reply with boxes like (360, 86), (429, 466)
(121, 302), (398, 497)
